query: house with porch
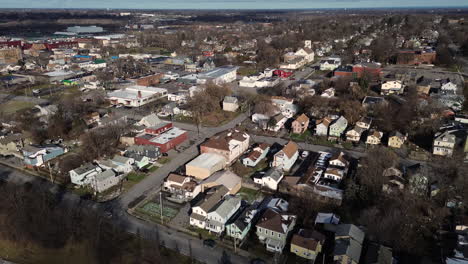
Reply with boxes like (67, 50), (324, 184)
(69, 163), (103, 186)
(163, 173), (201, 201)
(272, 141), (299, 171)
(291, 229), (326, 261)
(256, 208), (297, 253)
(206, 196), (242, 234)
(242, 143), (270, 167)
(189, 186), (229, 229)
(366, 130), (383, 145)
(329, 116), (348, 141)
(292, 114), (310, 134)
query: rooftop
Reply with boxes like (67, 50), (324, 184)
(150, 127), (187, 145)
(186, 153), (226, 169)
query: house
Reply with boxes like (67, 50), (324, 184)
(333, 224), (365, 264)
(292, 114), (310, 134)
(223, 96), (239, 112)
(315, 117), (332, 136)
(190, 186), (229, 229)
(346, 126), (366, 142)
(321, 87), (335, 98)
(256, 208), (297, 253)
(356, 117), (372, 130)
(382, 166), (406, 193)
(69, 163), (102, 186)
(324, 168), (345, 182)
(320, 57), (341, 71)
(22, 144), (66, 167)
(253, 167), (284, 191)
(97, 155), (134, 174)
(138, 113), (162, 128)
(226, 203), (261, 243)
(200, 170), (242, 195)
(433, 130), (456, 157)
(271, 96), (298, 118)
(206, 196), (242, 234)
(90, 169), (120, 193)
(201, 129), (250, 165)
(291, 229), (326, 261)
(363, 242), (393, 264)
(272, 141), (299, 171)
(242, 143), (270, 167)
(295, 48), (315, 63)
(186, 153), (226, 180)
(315, 212), (340, 225)
(366, 130), (383, 145)
(163, 173), (201, 201)
(126, 153), (150, 169)
(388, 131), (406, 148)
(329, 116), (348, 140)
(329, 152), (350, 169)
(125, 145), (161, 161)
(197, 66), (238, 85)
(441, 81), (458, 92)
(381, 80), (404, 95)
(107, 85), (167, 107)
(267, 114), (288, 132)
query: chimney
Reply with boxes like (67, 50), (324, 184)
(138, 91), (142, 98)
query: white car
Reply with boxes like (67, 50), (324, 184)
(301, 151), (309, 158)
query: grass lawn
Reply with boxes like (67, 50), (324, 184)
(238, 187), (262, 203)
(148, 166), (159, 172)
(0, 100), (35, 114)
(290, 130), (312, 142)
(126, 172), (146, 182)
(158, 157), (171, 164)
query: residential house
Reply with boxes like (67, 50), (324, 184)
(329, 152), (350, 170)
(162, 173), (201, 201)
(295, 48), (315, 63)
(189, 186), (229, 229)
(242, 143), (270, 167)
(69, 163), (102, 186)
(320, 57), (341, 71)
(291, 229), (326, 261)
(346, 126), (366, 142)
(321, 87), (335, 98)
(382, 167), (406, 193)
(138, 113), (162, 128)
(126, 153), (150, 169)
(223, 96), (239, 112)
(329, 116), (348, 140)
(267, 114), (288, 132)
(22, 144), (66, 167)
(256, 208), (297, 253)
(97, 155), (134, 174)
(324, 168), (345, 182)
(206, 196), (242, 234)
(271, 96), (298, 118)
(253, 168), (284, 191)
(315, 117), (332, 137)
(272, 141), (299, 171)
(356, 117), (372, 130)
(200, 170), (242, 195)
(292, 114), (310, 134)
(433, 130), (456, 157)
(441, 81), (458, 92)
(333, 224), (365, 264)
(388, 131), (407, 148)
(185, 153), (226, 180)
(366, 130), (383, 145)
(226, 203), (261, 243)
(90, 169), (120, 193)
(381, 80), (404, 95)
(200, 129), (250, 165)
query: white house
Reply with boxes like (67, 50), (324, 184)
(441, 81), (458, 92)
(433, 130), (456, 157)
(253, 167), (284, 191)
(323, 168), (345, 182)
(272, 141), (299, 171)
(242, 143), (270, 167)
(90, 169), (121, 193)
(206, 196), (242, 234)
(381, 80), (404, 95)
(271, 96), (298, 118)
(295, 48), (315, 63)
(223, 96), (239, 112)
(366, 130), (384, 145)
(315, 117), (332, 137)
(163, 173), (201, 201)
(97, 155), (134, 174)
(319, 57), (341, 71)
(107, 85), (168, 107)
(69, 163), (102, 186)
(189, 186), (229, 229)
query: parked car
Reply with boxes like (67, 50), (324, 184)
(203, 239), (216, 248)
(301, 151), (309, 158)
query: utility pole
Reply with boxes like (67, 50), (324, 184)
(234, 237), (237, 253)
(160, 192), (163, 224)
(47, 162), (53, 183)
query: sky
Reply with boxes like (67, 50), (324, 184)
(0, 0), (467, 9)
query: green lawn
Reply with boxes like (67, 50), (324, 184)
(238, 187), (262, 203)
(0, 100), (35, 114)
(126, 172), (146, 182)
(290, 130), (312, 142)
(148, 166), (159, 172)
